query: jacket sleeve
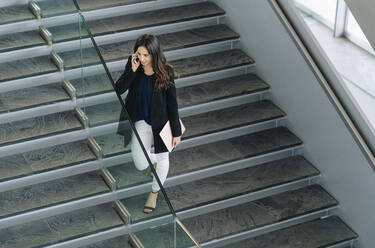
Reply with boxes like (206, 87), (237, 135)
(114, 56), (137, 95)
(166, 71), (182, 137)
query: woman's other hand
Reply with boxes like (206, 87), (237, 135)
(172, 136), (181, 149)
(131, 53), (140, 72)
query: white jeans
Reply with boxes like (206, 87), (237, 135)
(131, 120), (169, 191)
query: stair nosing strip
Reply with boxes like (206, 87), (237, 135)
(324, 239), (359, 248)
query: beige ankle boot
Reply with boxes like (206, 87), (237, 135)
(150, 162), (157, 177)
(143, 190), (158, 214)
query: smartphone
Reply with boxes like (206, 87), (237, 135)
(135, 57), (139, 63)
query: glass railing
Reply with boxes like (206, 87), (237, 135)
(36, 0), (201, 246)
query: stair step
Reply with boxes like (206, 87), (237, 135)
(0, 110), (82, 147)
(38, 0), (152, 18)
(59, 24), (239, 70)
(119, 155), (318, 223)
(220, 216), (357, 248)
(0, 171), (109, 219)
(0, 4), (35, 25)
(0, 83), (70, 113)
(177, 74), (269, 107)
(133, 185), (337, 247)
(0, 140), (96, 182)
(70, 48), (254, 98)
(172, 49), (254, 77)
(0, 55), (58, 83)
(48, 2), (225, 43)
(0, 30), (45, 53)
(0, 203), (123, 248)
(69, 70), (121, 98)
(83, 75), (270, 127)
(95, 103), (289, 159)
(80, 235), (132, 248)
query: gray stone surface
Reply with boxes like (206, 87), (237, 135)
(68, 70), (121, 98)
(38, 0), (152, 18)
(87, 2), (224, 36)
(59, 24), (239, 69)
(134, 185), (337, 247)
(79, 235), (132, 248)
(48, 2), (224, 43)
(0, 203), (123, 248)
(177, 74), (269, 107)
(69, 48), (254, 98)
(170, 127), (302, 175)
(181, 185), (337, 243)
(0, 83), (70, 113)
(0, 140), (96, 182)
(0, 55), (58, 83)
(0, 4), (34, 25)
(0, 171), (109, 218)
(94, 131), (131, 157)
(181, 101), (285, 138)
(174, 49), (254, 78)
(120, 156), (319, 223)
(0, 30), (45, 53)
(0, 111), (82, 146)
(220, 216), (357, 248)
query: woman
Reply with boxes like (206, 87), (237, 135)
(114, 34), (182, 214)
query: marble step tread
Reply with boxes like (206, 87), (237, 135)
(0, 55), (58, 83)
(108, 126), (303, 189)
(0, 4), (35, 25)
(38, 0), (153, 18)
(119, 155), (319, 223)
(0, 83), (70, 113)
(59, 24), (239, 70)
(69, 48), (255, 98)
(133, 185), (337, 247)
(0, 139), (96, 182)
(0, 171), (109, 219)
(79, 236), (132, 248)
(220, 216), (357, 248)
(0, 110), (83, 147)
(84, 83), (275, 128)
(0, 202), (123, 248)
(48, 2), (225, 43)
(0, 30), (45, 53)
(95, 103), (290, 159)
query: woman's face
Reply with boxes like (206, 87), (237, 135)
(136, 46), (152, 68)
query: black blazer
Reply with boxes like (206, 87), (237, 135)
(114, 55), (182, 153)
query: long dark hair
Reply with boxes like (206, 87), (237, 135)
(133, 34), (174, 89)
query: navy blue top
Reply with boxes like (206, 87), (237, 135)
(134, 72), (153, 125)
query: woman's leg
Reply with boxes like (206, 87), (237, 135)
(131, 120), (157, 171)
(152, 152), (169, 191)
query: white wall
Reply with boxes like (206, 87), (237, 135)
(210, 0), (375, 247)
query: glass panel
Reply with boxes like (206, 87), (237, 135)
(294, 0), (337, 28)
(68, 4), (200, 247)
(131, 217), (198, 248)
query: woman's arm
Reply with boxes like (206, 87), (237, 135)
(166, 71), (182, 138)
(114, 56), (138, 95)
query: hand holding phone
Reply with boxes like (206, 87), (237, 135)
(131, 54), (140, 72)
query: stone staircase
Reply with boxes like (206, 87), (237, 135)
(0, 0), (358, 247)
